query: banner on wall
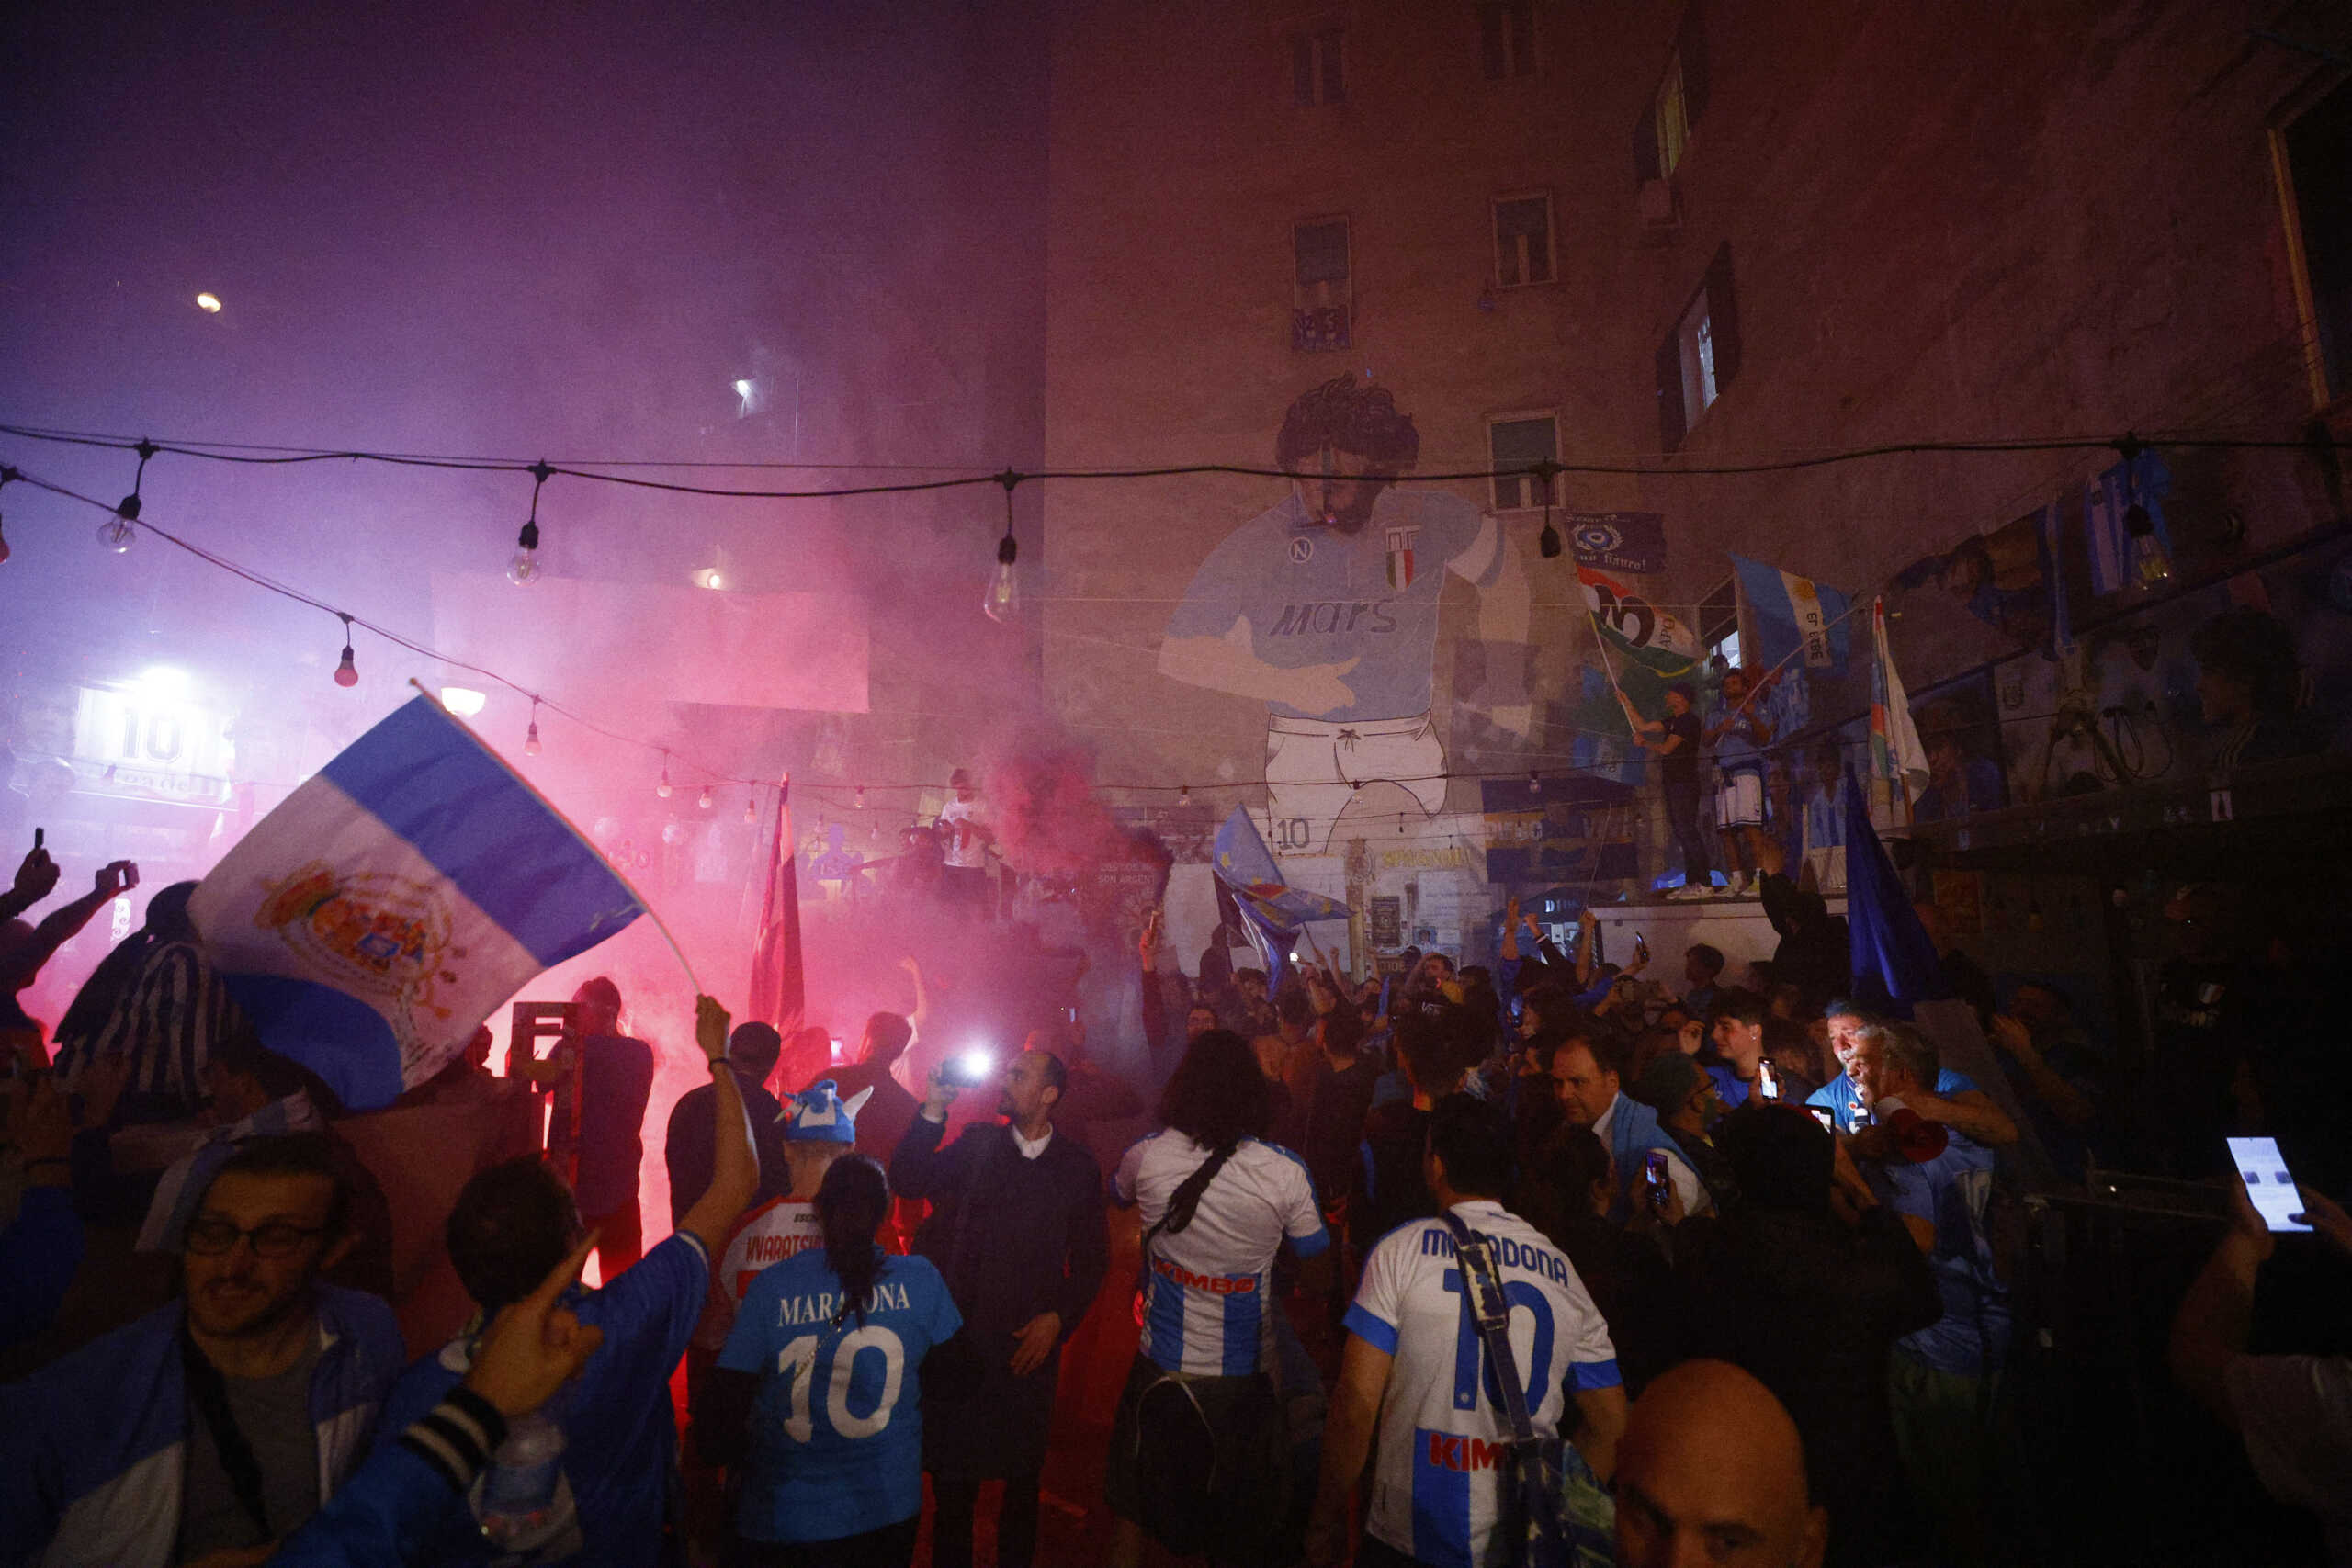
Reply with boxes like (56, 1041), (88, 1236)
(1565, 511), (1667, 576)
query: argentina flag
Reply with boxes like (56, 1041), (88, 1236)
(187, 695), (643, 1111)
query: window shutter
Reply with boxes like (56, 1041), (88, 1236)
(1656, 333), (1687, 453)
(1704, 243), (1741, 389)
(1679, 3), (1710, 128)
(1634, 109), (1661, 185)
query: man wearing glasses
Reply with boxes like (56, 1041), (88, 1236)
(1, 1132), (405, 1566)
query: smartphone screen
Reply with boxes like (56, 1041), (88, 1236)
(1807, 1106), (1837, 1133)
(2227, 1137), (2312, 1233)
(1643, 1150), (1670, 1207)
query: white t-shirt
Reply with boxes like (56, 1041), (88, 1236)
(936, 796), (988, 869)
(1344, 1199), (1620, 1568)
(692, 1195), (822, 1351)
(2225, 1352), (2352, 1562)
(1113, 1130), (1329, 1376)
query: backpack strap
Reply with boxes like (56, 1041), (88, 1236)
(1438, 1209), (1538, 1446)
(1144, 1141), (1238, 1259)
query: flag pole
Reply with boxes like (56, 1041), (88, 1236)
(408, 681), (706, 996)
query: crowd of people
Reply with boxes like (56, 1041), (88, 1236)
(1, 828), (2347, 1568)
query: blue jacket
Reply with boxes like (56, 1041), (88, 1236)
(1600, 1092), (1684, 1224)
(1, 1285), (404, 1568)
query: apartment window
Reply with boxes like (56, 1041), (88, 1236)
(1488, 414), (1559, 511)
(2279, 77), (2352, 403)
(1293, 218), (1351, 352)
(1493, 194), (1555, 287)
(1478, 1), (1535, 80)
(1653, 243), (1742, 451)
(1293, 28), (1345, 107)
(1699, 576), (1739, 668)
(1633, 5), (1711, 185)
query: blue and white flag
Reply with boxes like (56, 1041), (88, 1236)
(188, 696), (643, 1111)
(1731, 554), (1851, 674)
(1212, 807), (1347, 994)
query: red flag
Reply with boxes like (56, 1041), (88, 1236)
(748, 776), (805, 1028)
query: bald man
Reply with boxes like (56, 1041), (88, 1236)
(1615, 1360), (1828, 1568)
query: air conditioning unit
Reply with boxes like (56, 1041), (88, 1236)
(1637, 178), (1679, 231)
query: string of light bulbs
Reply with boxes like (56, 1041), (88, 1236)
(12, 458), (1652, 809)
(3, 414), (2339, 816)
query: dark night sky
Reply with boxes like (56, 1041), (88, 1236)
(2, 0), (1049, 779)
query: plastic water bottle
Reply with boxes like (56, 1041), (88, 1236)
(477, 1411), (571, 1551)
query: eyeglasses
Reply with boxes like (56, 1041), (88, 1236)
(185, 1217), (328, 1258)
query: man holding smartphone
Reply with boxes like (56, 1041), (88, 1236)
(1, 848), (139, 1055)
(892, 1048), (1108, 1568)
(2171, 1168), (2352, 1559)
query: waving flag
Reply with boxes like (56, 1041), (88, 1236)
(187, 696), (643, 1111)
(1213, 807), (1346, 991)
(748, 777), (806, 1029)
(1731, 554), (1851, 673)
(1578, 565), (1703, 725)
(1868, 596), (1929, 795)
(1842, 767), (1944, 1016)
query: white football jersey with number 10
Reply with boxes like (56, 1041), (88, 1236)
(1343, 1199), (1619, 1568)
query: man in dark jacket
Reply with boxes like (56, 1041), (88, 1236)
(662, 1020), (787, 1221)
(1673, 1103), (1942, 1568)
(892, 1047), (1109, 1568)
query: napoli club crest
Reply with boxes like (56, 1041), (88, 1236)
(1572, 519), (1623, 557)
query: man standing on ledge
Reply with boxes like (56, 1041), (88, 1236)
(892, 1048), (1109, 1568)
(934, 769), (996, 918)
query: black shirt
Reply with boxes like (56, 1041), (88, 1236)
(1659, 710), (1702, 787)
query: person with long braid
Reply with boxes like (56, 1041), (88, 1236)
(693, 1156), (963, 1568)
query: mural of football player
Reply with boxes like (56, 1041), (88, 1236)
(1158, 375), (1532, 852)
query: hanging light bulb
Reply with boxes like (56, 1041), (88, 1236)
(507, 461), (553, 585)
(100, 441), (157, 555)
(854, 784), (866, 811)
(1537, 491), (1562, 560)
(744, 794), (758, 824)
(1529, 770), (1542, 795)
(1178, 784), (1191, 807)
(982, 470), (1022, 623)
(97, 501), (139, 553)
(506, 522), (540, 584)
(657, 752), (673, 799)
(524, 699), (542, 756)
(334, 615), (359, 688)
(698, 784), (714, 811)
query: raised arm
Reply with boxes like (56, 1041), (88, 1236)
(677, 996), (759, 1256)
(2, 863), (137, 993)
(0, 848), (59, 925)
(899, 954), (930, 1047)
